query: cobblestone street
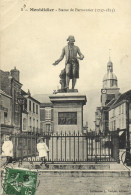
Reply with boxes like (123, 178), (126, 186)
(36, 175), (131, 195)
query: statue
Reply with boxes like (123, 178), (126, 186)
(53, 35), (84, 91)
(59, 68), (66, 90)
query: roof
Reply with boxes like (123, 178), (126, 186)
(21, 90), (40, 104)
(109, 90), (131, 110)
(0, 69), (22, 86)
(12, 77), (22, 86)
(40, 103), (53, 108)
(21, 90), (27, 96)
(106, 98), (116, 107)
(114, 90), (131, 104)
(0, 89), (12, 99)
(32, 94), (51, 103)
(103, 72), (117, 81)
(107, 60), (113, 66)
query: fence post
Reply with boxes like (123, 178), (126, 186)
(116, 130), (120, 163)
(111, 131), (120, 163)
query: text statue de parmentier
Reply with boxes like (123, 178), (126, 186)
(52, 35), (84, 92)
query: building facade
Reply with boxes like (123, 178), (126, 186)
(40, 103), (53, 133)
(21, 90), (40, 133)
(0, 68), (22, 133)
(101, 60), (120, 107)
(0, 68), (41, 158)
(0, 90), (14, 143)
(95, 59), (120, 134)
(108, 90), (131, 148)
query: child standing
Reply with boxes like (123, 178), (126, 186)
(37, 137), (49, 167)
(2, 135), (13, 165)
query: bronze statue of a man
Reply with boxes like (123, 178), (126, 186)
(53, 35), (84, 90)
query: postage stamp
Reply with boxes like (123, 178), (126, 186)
(2, 167), (38, 195)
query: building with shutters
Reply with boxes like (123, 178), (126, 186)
(40, 103), (53, 133)
(21, 90), (41, 133)
(0, 68), (22, 133)
(32, 94), (54, 133)
(0, 89), (14, 145)
(108, 90), (131, 149)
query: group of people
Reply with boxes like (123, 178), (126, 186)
(1, 135), (49, 167)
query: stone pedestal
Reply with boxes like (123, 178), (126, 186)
(49, 92), (87, 133)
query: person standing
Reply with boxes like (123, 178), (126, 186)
(37, 137), (49, 167)
(2, 135), (13, 165)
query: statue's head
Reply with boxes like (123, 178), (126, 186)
(67, 35), (75, 43)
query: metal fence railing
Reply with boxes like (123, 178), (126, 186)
(10, 131), (119, 163)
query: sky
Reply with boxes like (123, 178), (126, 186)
(1, 0), (131, 128)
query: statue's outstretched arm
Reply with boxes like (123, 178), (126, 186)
(77, 47), (84, 60)
(53, 48), (65, 65)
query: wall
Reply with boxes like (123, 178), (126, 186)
(0, 70), (10, 95)
(129, 102), (131, 133)
(40, 107), (53, 133)
(109, 102), (126, 131)
(27, 98), (40, 132)
(22, 113), (28, 131)
(53, 102), (83, 133)
(0, 93), (12, 125)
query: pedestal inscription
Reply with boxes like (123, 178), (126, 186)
(58, 112), (77, 125)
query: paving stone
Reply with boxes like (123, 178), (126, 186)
(36, 176), (131, 195)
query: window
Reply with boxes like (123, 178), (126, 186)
(113, 109), (115, 117)
(4, 112), (8, 124)
(119, 119), (121, 129)
(109, 122), (112, 131)
(36, 105), (38, 114)
(111, 121), (113, 130)
(45, 108), (51, 119)
(40, 109), (45, 121)
(33, 118), (35, 131)
(114, 120), (116, 130)
(14, 113), (20, 125)
(29, 117), (32, 128)
(29, 100), (31, 111)
(36, 120), (39, 131)
(122, 104), (124, 114)
(14, 90), (17, 102)
(46, 124), (51, 132)
(23, 99), (27, 111)
(33, 103), (35, 113)
(23, 118), (27, 130)
(119, 106), (121, 115)
(122, 117), (124, 128)
(15, 103), (19, 112)
(113, 120), (116, 131)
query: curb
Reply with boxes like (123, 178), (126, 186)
(38, 169), (131, 177)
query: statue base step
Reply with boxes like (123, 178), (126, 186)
(57, 89), (78, 93)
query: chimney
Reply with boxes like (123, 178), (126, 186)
(10, 67), (20, 82)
